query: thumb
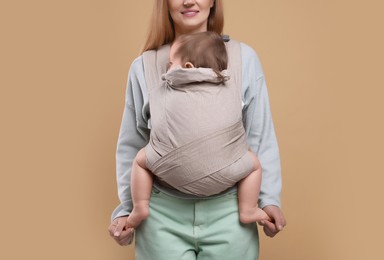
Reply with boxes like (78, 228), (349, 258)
(113, 218), (126, 237)
(274, 215), (286, 231)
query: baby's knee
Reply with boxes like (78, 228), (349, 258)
(135, 149), (147, 168)
(247, 151), (261, 171)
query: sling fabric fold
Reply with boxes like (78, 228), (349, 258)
(145, 120), (250, 196)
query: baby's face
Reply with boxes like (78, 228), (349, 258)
(168, 41), (182, 70)
(168, 55), (183, 70)
(168, 41), (194, 71)
(168, 55), (195, 71)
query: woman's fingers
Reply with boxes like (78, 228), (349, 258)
(108, 216), (134, 245)
(117, 228), (135, 246)
(260, 205), (287, 237)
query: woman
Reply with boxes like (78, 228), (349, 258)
(108, 0), (286, 259)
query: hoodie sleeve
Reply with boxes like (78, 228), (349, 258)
(241, 43), (282, 208)
(111, 56), (150, 221)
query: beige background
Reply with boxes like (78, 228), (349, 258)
(1, 0), (383, 259)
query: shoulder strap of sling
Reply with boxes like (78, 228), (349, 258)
(224, 39), (242, 89)
(142, 44), (170, 94)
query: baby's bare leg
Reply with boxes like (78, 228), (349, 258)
(126, 148), (153, 228)
(238, 151), (270, 224)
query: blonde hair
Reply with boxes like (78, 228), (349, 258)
(142, 0), (224, 52)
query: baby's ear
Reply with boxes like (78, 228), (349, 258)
(184, 62), (194, 68)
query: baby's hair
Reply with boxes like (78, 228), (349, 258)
(174, 31), (228, 82)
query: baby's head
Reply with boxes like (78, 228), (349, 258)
(169, 31), (228, 80)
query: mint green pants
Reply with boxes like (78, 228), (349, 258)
(135, 188), (259, 260)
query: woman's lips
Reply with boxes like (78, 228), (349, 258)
(181, 10), (199, 17)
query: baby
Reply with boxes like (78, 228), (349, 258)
(127, 31), (270, 229)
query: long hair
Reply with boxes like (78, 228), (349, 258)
(142, 0), (224, 52)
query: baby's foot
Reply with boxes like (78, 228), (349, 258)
(239, 207), (270, 224)
(126, 204), (150, 228)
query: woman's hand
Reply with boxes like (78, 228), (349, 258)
(259, 205), (287, 237)
(108, 216), (134, 246)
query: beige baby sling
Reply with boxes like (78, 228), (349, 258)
(142, 39), (253, 196)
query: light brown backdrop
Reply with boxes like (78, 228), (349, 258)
(1, 0), (383, 259)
